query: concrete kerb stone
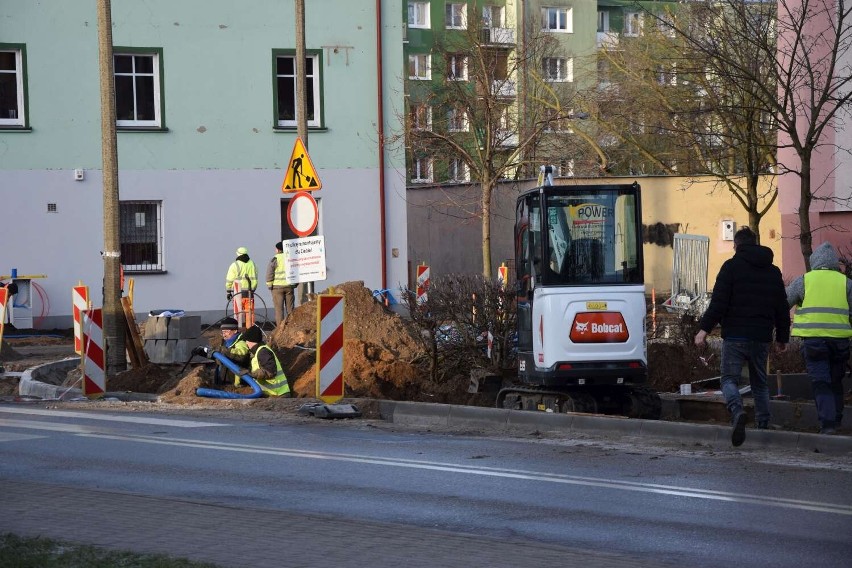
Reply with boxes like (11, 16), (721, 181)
(506, 409), (574, 434)
(17, 358), (158, 403)
(386, 401), (452, 428)
(447, 405), (511, 430)
(638, 419), (723, 445)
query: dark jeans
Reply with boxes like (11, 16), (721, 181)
(800, 337), (849, 428)
(720, 340), (771, 424)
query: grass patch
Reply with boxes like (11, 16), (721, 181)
(0, 533), (220, 568)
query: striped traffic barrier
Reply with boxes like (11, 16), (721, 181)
(316, 292), (345, 403)
(416, 263), (430, 304)
(0, 287), (7, 351)
(72, 284), (89, 355)
(82, 308), (106, 399)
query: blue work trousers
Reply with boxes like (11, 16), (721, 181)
(800, 337), (849, 429)
(720, 340), (771, 425)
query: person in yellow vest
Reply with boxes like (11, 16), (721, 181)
(266, 241), (295, 326)
(225, 247), (258, 326)
(787, 242), (852, 435)
(216, 317), (250, 386)
(236, 326), (291, 397)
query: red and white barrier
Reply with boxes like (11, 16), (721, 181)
(498, 263), (509, 290)
(0, 287), (8, 351)
(82, 308), (106, 399)
(72, 284), (89, 355)
(416, 263), (430, 304)
(316, 294), (345, 403)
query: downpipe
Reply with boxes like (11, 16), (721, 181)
(196, 351), (263, 399)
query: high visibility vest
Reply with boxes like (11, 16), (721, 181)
(792, 269), (852, 338)
(226, 260), (258, 292)
(225, 333), (249, 360)
(267, 253), (289, 288)
(251, 345), (291, 396)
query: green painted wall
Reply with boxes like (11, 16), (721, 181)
(0, 0), (401, 171)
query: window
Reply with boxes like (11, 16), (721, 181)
(114, 50), (163, 128)
(120, 201), (164, 272)
(0, 46), (26, 127)
(275, 51), (322, 128)
(657, 63), (677, 86)
(541, 7), (572, 33)
(410, 104), (433, 130)
(483, 5), (504, 28)
(447, 106), (468, 132)
(657, 13), (676, 38)
(446, 3), (467, 29)
(447, 54), (468, 80)
(597, 11), (609, 33)
(624, 12), (642, 36)
(543, 57), (573, 82)
(409, 54), (431, 80)
(408, 2), (430, 29)
(412, 157), (433, 183)
(448, 158), (469, 182)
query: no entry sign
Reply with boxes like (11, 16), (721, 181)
(287, 191), (319, 238)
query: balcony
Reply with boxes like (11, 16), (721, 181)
(480, 27), (515, 46)
(490, 78), (516, 98)
(596, 31), (619, 49)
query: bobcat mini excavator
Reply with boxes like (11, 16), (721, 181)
(497, 167), (661, 419)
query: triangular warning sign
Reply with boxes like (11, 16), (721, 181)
(282, 137), (322, 192)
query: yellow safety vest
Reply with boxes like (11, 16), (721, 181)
(226, 260), (258, 292)
(267, 253), (289, 288)
(792, 270), (852, 338)
(251, 345), (291, 396)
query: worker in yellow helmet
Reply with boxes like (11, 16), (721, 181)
(225, 247), (258, 327)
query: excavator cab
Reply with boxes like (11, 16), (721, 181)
(505, 169), (660, 418)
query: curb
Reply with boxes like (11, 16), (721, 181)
(378, 400), (852, 455)
(17, 357), (158, 403)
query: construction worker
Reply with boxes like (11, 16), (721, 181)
(214, 317), (249, 386)
(225, 246), (258, 327)
(266, 242), (295, 326)
(236, 326), (291, 397)
(786, 242), (852, 435)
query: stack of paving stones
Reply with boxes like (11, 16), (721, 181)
(142, 314), (207, 364)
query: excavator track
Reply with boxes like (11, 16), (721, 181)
(496, 384), (661, 420)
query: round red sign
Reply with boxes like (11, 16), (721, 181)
(286, 191), (318, 237)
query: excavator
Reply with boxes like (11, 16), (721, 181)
(497, 167), (661, 419)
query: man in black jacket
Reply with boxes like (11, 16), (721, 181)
(694, 227), (790, 446)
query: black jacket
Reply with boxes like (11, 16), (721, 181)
(698, 244), (791, 343)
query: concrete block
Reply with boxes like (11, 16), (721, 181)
(143, 315), (201, 340)
(506, 410), (573, 434)
(144, 338), (208, 364)
(570, 415), (638, 436)
(447, 405), (510, 430)
(389, 401), (452, 428)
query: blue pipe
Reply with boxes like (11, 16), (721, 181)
(196, 352), (263, 399)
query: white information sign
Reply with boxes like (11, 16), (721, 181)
(283, 236), (327, 284)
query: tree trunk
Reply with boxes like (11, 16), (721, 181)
(481, 178), (493, 279)
(798, 153), (814, 270)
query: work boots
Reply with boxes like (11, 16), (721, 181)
(731, 410), (748, 447)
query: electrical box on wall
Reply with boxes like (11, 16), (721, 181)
(74, 169), (84, 181)
(722, 220), (735, 241)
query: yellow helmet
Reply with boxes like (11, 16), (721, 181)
(236, 247), (249, 256)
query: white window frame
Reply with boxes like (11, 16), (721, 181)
(411, 104), (433, 131)
(114, 51), (162, 128)
(624, 12), (643, 37)
(408, 2), (431, 29)
(447, 54), (468, 81)
(446, 3), (467, 29)
(0, 47), (26, 127)
(447, 106), (469, 132)
(597, 10), (610, 33)
(409, 54), (431, 80)
(412, 157), (433, 183)
(276, 52), (322, 128)
(482, 5), (504, 28)
(448, 158), (469, 182)
(543, 57), (573, 82)
(657, 13), (676, 38)
(541, 7), (573, 33)
(120, 200), (164, 272)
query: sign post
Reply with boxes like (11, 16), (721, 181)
(316, 292), (345, 403)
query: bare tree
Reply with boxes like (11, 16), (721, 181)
(574, 2), (780, 241)
(398, 15), (573, 278)
(677, 0), (852, 267)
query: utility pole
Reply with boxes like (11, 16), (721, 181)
(295, 0), (313, 299)
(96, 0), (126, 374)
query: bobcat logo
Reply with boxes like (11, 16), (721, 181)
(575, 321), (589, 334)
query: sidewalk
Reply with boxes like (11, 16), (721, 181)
(0, 479), (671, 568)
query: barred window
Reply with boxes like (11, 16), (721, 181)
(120, 200), (163, 272)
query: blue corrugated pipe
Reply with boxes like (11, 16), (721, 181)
(196, 351), (263, 399)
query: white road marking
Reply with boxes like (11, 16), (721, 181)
(0, 431), (47, 442)
(76, 432), (852, 516)
(0, 407), (226, 428)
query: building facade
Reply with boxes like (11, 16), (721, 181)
(0, 0), (407, 328)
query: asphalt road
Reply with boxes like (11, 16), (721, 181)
(0, 404), (850, 567)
